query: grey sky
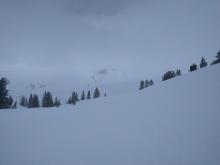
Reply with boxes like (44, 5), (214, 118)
(1, 0), (220, 82)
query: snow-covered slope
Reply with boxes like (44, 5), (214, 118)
(0, 65), (220, 165)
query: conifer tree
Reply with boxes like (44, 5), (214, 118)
(12, 101), (17, 109)
(139, 80), (145, 90)
(33, 94), (40, 108)
(54, 97), (61, 107)
(81, 91), (85, 101)
(211, 50), (220, 65)
(20, 96), (26, 107)
(189, 63), (197, 72)
(7, 96), (13, 107)
(28, 94), (33, 108)
(145, 80), (149, 88)
(42, 91), (54, 107)
(0, 77), (12, 109)
(200, 57), (208, 68)
(176, 69), (181, 76)
(149, 80), (154, 86)
(87, 90), (91, 99)
(162, 71), (176, 81)
(93, 87), (100, 98)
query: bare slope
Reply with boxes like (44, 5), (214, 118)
(0, 65), (220, 165)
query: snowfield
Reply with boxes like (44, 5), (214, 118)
(0, 65), (220, 165)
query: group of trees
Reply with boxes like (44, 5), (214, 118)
(139, 51), (219, 88)
(42, 91), (61, 108)
(139, 79), (154, 90)
(189, 57), (208, 72)
(0, 78), (16, 109)
(67, 87), (101, 105)
(210, 50), (220, 65)
(20, 91), (61, 108)
(162, 69), (181, 81)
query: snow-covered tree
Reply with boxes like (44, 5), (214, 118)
(200, 57), (208, 68)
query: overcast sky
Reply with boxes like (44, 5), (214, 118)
(0, 0), (220, 82)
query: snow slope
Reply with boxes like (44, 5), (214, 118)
(0, 65), (220, 165)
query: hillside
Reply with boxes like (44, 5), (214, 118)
(0, 65), (220, 165)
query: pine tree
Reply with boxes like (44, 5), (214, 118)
(75, 92), (79, 102)
(162, 71), (176, 81)
(42, 91), (54, 107)
(0, 77), (12, 109)
(7, 96), (13, 107)
(33, 94), (40, 108)
(93, 87), (100, 98)
(12, 101), (17, 109)
(20, 96), (26, 107)
(145, 80), (149, 88)
(211, 50), (220, 65)
(200, 57), (208, 68)
(28, 94), (33, 108)
(47, 92), (54, 107)
(81, 91), (85, 101)
(42, 91), (47, 107)
(54, 97), (61, 107)
(189, 63), (197, 72)
(104, 93), (107, 97)
(87, 90), (91, 99)
(176, 69), (181, 76)
(139, 80), (145, 90)
(217, 50), (220, 59)
(149, 80), (154, 86)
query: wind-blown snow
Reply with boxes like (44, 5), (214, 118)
(0, 65), (220, 165)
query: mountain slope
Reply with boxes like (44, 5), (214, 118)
(0, 65), (220, 165)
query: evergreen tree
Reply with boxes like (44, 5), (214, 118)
(81, 91), (85, 101)
(200, 57), (208, 68)
(87, 90), (91, 99)
(33, 94), (40, 108)
(42, 91), (47, 107)
(67, 92), (76, 105)
(24, 98), (28, 107)
(0, 77), (12, 109)
(189, 63), (197, 72)
(42, 91), (54, 107)
(54, 97), (61, 107)
(139, 80), (145, 90)
(162, 71), (176, 81)
(7, 95), (13, 107)
(211, 50), (220, 65)
(28, 94), (33, 108)
(176, 69), (181, 76)
(145, 80), (149, 88)
(67, 97), (72, 104)
(20, 96), (26, 107)
(149, 80), (154, 86)
(47, 92), (54, 107)
(75, 92), (79, 102)
(93, 87), (100, 98)
(12, 101), (17, 109)
(104, 93), (107, 97)
(217, 50), (220, 59)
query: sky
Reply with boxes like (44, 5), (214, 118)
(0, 0), (220, 83)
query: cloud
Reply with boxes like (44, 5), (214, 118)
(69, 0), (139, 17)
(97, 68), (108, 75)
(0, 0), (220, 82)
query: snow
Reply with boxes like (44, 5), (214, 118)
(0, 65), (220, 165)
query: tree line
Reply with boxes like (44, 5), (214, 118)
(67, 87), (101, 105)
(139, 51), (220, 89)
(1, 50), (220, 109)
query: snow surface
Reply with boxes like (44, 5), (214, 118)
(0, 65), (220, 165)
